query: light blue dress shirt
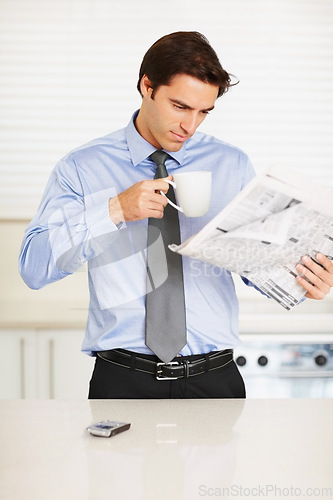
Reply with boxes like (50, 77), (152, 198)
(19, 111), (256, 357)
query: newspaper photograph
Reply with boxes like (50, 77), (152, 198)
(169, 165), (333, 310)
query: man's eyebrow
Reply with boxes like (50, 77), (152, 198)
(170, 99), (215, 112)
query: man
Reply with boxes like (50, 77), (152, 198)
(19, 32), (333, 399)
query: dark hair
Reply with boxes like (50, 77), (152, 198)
(137, 31), (233, 98)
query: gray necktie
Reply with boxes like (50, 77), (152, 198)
(145, 150), (187, 363)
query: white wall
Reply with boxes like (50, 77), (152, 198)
(1, 0), (333, 219)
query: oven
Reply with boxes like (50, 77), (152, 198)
(234, 332), (333, 398)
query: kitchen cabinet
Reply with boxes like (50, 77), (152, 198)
(0, 329), (37, 398)
(0, 329), (94, 399)
(36, 329), (94, 399)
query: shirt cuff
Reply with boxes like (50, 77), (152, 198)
(85, 197), (119, 239)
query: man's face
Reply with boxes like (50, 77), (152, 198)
(136, 73), (219, 152)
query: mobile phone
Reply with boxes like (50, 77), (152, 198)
(87, 420), (131, 438)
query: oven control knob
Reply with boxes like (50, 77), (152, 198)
(258, 355), (268, 367)
(236, 356), (247, 367)
(314, 354), (327, 366)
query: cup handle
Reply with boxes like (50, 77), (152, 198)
(160, 179), (184, 213)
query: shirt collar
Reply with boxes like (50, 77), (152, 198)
(125, 110), (186, 166)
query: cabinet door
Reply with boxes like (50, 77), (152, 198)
(37, 329), (94, 399)
(0, 330), (37, 398)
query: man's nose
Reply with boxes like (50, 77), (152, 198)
(180, 113), (200, 135)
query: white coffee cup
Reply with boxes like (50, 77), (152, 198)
(161, 171), (212, 217)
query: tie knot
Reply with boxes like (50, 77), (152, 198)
(150, 150), (170, 178)
(150, 150), (169, 166)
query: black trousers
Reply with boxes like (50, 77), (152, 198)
(88, 352), (246, 399)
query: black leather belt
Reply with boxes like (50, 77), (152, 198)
(97, 348), (233, 380)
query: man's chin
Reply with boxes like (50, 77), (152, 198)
(162, 141), (187, 153)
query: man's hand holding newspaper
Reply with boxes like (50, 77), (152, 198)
(296, 252), (333, 301)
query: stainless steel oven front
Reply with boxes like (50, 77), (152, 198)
(234, 333), (333, 398)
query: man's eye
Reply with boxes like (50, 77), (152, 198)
(174, 104), (185, 110)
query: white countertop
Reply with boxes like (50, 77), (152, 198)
(1, 399), (332, 500)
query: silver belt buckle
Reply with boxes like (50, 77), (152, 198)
(156, 361), (181, 380)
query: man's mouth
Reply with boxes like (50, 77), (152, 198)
(170, 131), (188, 142)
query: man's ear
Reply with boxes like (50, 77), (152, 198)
(140, 75), (154, 98)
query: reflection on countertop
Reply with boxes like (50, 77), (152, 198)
(1, 398), (332, 500)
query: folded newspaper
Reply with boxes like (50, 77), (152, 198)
(170, 165), (333, 310)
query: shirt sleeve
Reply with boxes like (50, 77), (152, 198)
(241, 154), (256, 188)
(19, 156), (119, 289)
